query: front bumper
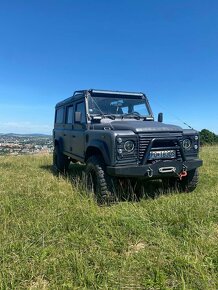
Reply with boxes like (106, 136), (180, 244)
(107, 159), (203, 178)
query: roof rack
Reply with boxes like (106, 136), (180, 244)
(73, 90), (86, 96)
(55, 91), (86, 107)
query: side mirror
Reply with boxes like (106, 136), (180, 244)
(75, 111), (82, 123)
(158, 112), (163, 123)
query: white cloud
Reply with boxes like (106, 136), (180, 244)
(0, 121), (52, 134)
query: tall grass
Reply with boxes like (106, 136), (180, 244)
(0, 147), (217, 289)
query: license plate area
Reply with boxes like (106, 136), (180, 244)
(149, 150), (176, 160)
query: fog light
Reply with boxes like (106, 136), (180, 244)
(194, 145), (198, 150)
(117, 149), (123, 154)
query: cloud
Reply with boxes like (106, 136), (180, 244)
(0, 121), (52, 134)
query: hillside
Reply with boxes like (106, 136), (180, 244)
(0, 147), (217, 289)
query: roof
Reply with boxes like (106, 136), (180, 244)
(55, 89), (146, 108)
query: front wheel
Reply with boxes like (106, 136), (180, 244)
(162, 169), (199, 193)
(178, 169), (199, 192)
(85, 155), (116, 204)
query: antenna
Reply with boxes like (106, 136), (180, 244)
(150, 95), (194, 130)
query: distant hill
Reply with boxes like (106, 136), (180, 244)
(0, 133), (52, 138)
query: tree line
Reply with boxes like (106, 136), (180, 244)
(199, 129), (218, 145)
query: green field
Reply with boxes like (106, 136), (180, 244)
(0, 147), (217, 289)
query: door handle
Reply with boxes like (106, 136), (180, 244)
(63, 134), (66, 136)
(72, 135), (76, 138)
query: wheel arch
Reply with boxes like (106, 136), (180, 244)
(85, 141), (111, 165)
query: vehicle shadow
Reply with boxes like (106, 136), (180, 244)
(40, 163), (85, 182)
(40, 163), (169, 202)
(116, 178), (167, 202)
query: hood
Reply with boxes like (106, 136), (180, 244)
(92, 120), (183, 133)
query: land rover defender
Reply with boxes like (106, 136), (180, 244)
(53, 89), (202, 202)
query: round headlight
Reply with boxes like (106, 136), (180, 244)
(183, 138), (192, 150)
(124, 140), (135, 152)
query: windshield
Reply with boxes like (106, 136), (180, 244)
(87, 96), (151, 118)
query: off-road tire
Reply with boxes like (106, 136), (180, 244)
(178, 169), (199, 192)
(53, 145), (70, 173)
(85, 155), (116, 204)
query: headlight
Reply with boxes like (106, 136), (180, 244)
(124, 140), (135, 152)
(183, 138), (192, 150)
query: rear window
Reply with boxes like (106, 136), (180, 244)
(55, 107), (64, 124)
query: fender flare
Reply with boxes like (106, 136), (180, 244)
(86, 140), (111, 165)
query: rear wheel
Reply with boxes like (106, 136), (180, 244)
(53, 145), (70, 173)
(85, 155), (116, 204)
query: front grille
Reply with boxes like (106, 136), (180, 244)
(138, 133), (183, 164)
(138, 136), (150, 161)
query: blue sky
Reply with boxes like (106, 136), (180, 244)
(0, 0), (218, 134)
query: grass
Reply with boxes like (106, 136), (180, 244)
(0, 147), (217, 289)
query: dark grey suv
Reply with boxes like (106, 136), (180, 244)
(53, 89), (202, 202)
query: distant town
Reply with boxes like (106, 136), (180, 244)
(0, 134), (53, 155)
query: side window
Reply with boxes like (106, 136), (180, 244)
(76, 102), (86, 123)
(66, 106), (74, 124)
(55, 107), (64, 124)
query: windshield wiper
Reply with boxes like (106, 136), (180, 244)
(121, 112), (141, 120)
(104, 114), (116, 120)
(91, 114), (116, 120)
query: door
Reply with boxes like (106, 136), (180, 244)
(64, 105), (74, 153)
(71, 101), (86, 159)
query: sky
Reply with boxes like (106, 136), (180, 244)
(0, 0), (218, 134)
